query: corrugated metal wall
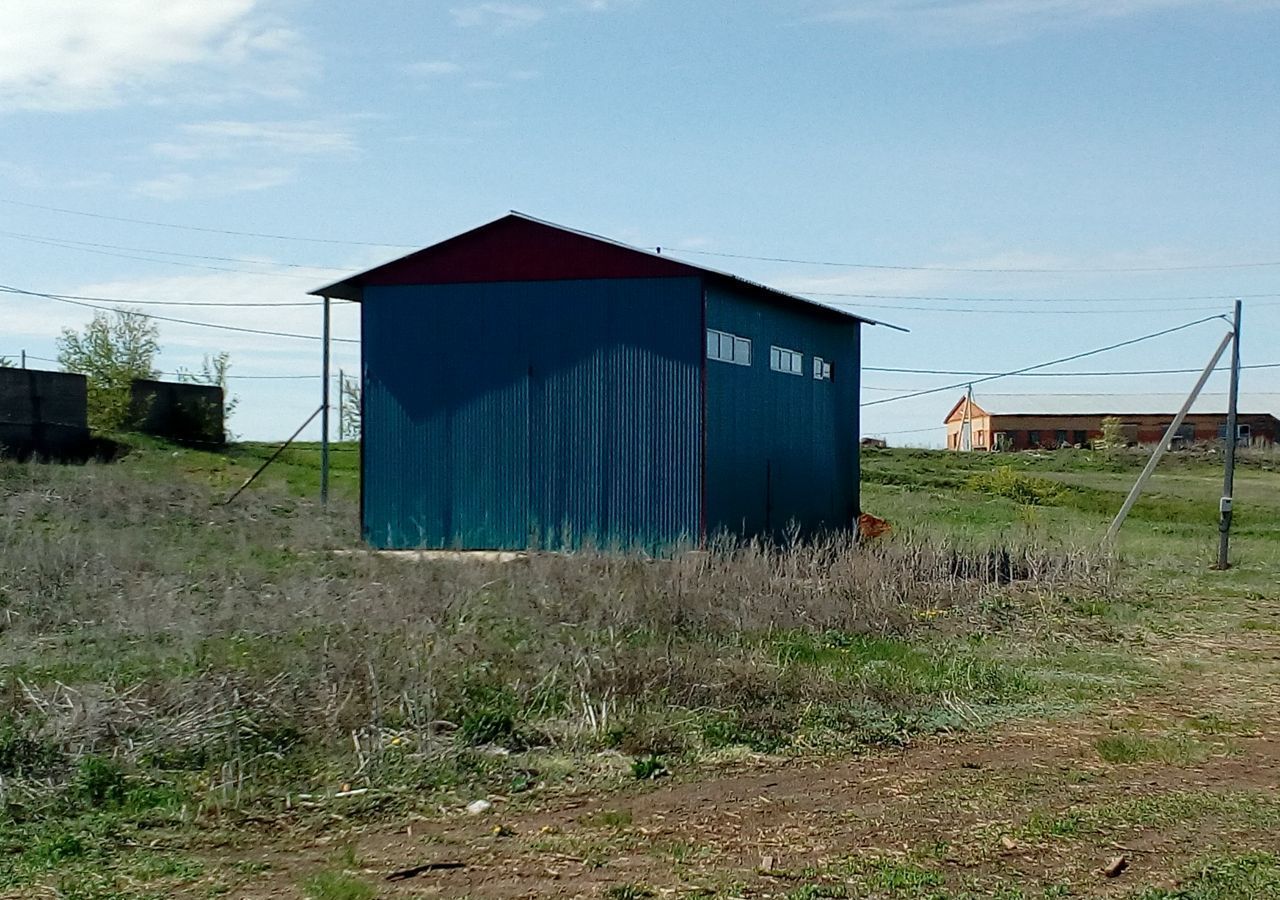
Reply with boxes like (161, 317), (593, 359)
(361, 278), (703, 550)
(703, 283), (860, 539)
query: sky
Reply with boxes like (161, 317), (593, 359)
(2, 0), (1279, 444)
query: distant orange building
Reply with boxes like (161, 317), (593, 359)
(944, 394), (1280, 451)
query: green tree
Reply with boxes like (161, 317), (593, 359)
(339, 376), (361, 440)
(1099, 416), (1126, 452)
(56, 309), (159, 431)
(177, 351), (239, 437)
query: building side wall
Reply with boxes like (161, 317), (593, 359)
(945, 412), (994, 450)
(0, 368), (89, 459)
(985, 413), (1277, 449)
(361, 278), (703, 550)
(130, 379), (225, 446)
(703, 282), (860, 539)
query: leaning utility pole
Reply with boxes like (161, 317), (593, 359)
(1217, 299), (1243, 569)
(961, 383), (974, 451)
(1105, 328), (1234, 544)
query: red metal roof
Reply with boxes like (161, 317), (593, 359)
(311, 212), (884, 326)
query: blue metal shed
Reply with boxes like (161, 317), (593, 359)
(313, 213), (888, 550)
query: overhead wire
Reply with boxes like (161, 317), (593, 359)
(0, 229), (348, 271)
(7, 195), (1280, 275)
(666, 246), (1280, 274)
(0, 286), (337, 308)
(0, 283), (360, 344)
(866, 362), (1280, 377)
(817, 299), (1234, 315)
(861, 314), (1230, 408)
(0, 197), (419, 249)
(8, 352), (324, 379)
(0, 233), (330, 280)
(804, 290), (1280, 303)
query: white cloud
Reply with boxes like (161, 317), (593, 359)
(139, 119), (357, 199)
(150, 120), (359, 162)
(450, 3), (547, 29)
(814, 0), (1278, 41)
(134, 167), (295, 200)
(0, 0), (311, 111)
(403, 60), (465, 77)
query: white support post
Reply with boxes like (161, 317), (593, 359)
(1105, 330), (1234, 544)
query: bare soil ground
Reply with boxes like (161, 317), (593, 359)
(210, 612), (1280, 899)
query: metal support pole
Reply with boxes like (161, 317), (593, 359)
(321, 295), (331, 506)
(1217, 300), (1243, 569)
(1105, 329), (1235, 544)
(20, 350), (26, 368)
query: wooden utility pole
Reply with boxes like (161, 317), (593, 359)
(321, 295), (331, 507)
(1217, 299), (1243, 569)
(961, 383), (974, 451)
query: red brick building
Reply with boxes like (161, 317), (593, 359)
(944, 394), (1280, 451)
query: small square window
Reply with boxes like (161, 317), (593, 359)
(813, 358), (833, 381)
(706, 329), (751, 366)
(770, 345), (803, 376)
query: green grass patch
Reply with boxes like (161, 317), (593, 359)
(1131, 852), (1280, 899)
(300, 869), (375, 900)
(1094, 731), (1212, 766)
(1016, 791), (1280, 844)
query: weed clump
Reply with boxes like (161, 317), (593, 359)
(0, 454), (1111, 821)
(967, 467), (1066, 506)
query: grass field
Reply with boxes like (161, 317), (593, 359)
(0, 440), (1276, 899)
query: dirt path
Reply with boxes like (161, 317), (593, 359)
(216, 619), (1280, 899)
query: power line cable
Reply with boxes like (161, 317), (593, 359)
(8, 196), (1280, 274)
(0, 197), (419, 249)
(0, 283), (360, 344)
(0, 229), (348, 271)
(957, 390), (1280, 397)
(0, 233), (327, 280)
(804, 290), (1280, 304)
(667, 246), (1280, 274)
(866, 425), (942, 436)
(11, 352), (326, 380)
(820, 299), (1232, 315)
(865, 362), (1280, 377)
(0, 286), (335, 308)
(861, 314), (1229, 408)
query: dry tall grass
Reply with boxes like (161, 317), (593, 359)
(0, 456), (1112, 809)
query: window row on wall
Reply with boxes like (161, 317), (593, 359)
(706, 329), (834, 381)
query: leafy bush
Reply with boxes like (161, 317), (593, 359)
(1100, 416), (1127, 451)
(967, 467), (1066, 505)
(0, 720), (62, 777)
(71, 758), (127, 809)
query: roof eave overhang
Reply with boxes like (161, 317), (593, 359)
(309, 278), (363, 302)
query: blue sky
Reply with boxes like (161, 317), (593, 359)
(2, 0), (1279, 442)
